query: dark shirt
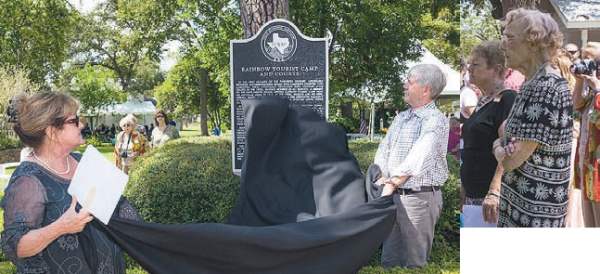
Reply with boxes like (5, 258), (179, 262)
(460, 90), (516, 198)
(0, 153), (141, 273)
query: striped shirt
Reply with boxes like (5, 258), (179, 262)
(374, 101), (449, 189)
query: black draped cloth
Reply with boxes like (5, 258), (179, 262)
(92, 97), (396, 274)
(229, 97), (367, 225)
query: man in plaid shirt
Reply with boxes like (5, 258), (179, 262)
(372, 64), (449, 268)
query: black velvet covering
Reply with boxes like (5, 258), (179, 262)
(229, 97), (368, 225)
(93, 97), (396, 274)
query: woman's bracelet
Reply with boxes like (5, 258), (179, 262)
(486, 191), (501, 198)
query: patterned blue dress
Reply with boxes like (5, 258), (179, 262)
(1, 153), (140, 273)
(498, 72), (573, 227)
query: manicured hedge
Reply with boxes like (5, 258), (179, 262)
(126, 136), (240, 224)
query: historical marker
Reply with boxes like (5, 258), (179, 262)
(230, 19), (329, 174)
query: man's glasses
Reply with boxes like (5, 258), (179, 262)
(156, 115), (164, 118)
(568, 50), (578, 55)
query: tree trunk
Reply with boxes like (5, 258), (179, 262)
(369, 102), (375, 141)
(239, 0), (289, 38)
(199, 68), (209, 136)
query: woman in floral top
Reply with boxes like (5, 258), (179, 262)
(494, 8), (573, 227)
(114, 114), (148, 174)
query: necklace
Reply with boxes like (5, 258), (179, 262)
(32, 151), (71, 175)
(476, 83), (507, 111)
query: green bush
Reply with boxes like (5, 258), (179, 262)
(330, 116), (359, 133)
(126, 136), (240, 224)
(85, 135), (104, 147)
(348, 140), (380, 172)
(0, 134), (20, 151)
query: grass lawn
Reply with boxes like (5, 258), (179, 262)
(179, 122), (202, 138)
(76, 143), (116, 163)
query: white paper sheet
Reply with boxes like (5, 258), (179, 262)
(462, 205), (497, 228)
(68, 145), (128, 225)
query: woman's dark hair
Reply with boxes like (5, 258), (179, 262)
(154, 109), (170, 125)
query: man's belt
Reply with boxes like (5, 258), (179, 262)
(397, 186), (441, 195)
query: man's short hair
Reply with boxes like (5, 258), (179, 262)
(408, 64), (446, 100)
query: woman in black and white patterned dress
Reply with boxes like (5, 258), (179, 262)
(494, 8), (573, 227)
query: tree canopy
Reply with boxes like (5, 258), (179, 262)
(68, 0), (177, 94)
(0, 0), (78, 84)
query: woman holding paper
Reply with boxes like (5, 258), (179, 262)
(114, 114), (147, 174)
(460, 40), (516, 226)
(1, 92), (139, 273)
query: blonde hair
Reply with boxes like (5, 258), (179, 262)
(552, 49), (575, 91)
(504, 8), (563, 60)
(582, 42), (600, 59)
(10, 92), (79, 148)
(119, 114), (138, 128)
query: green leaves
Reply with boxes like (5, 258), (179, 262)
(66, 64), (125, 116)
(290, 0), (426, 110)
(126, 137), (240, 224)
(460, 1), (502, 59)
(68, 0), (177, 93)
(0, 0), (78, 84)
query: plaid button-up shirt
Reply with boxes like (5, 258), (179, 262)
(374, 101), (449, 189)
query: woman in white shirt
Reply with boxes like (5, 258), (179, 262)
(151, 110), (180, 148)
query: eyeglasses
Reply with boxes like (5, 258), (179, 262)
(58, 115), (79, 127)
(568, 50), (578, 55)
(155, 115), (164, 118)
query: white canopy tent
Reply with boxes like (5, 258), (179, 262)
(404, 47), (460, 97)
(93, 99), (157, 128)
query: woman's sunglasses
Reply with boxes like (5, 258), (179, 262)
(55, 115), (79, 127)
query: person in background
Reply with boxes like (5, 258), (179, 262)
(448, 117), (460, 160)
(461, 40), (516, 225)
(460, 63), (479, 121)
(564, 43), (580, 62)
(151, 110), (180, 148)
(114, 114), (147, 174)
(80, 122), (92, 138)
(573, 42), (600, 227)
(494, 8), (572, 227)
(110, 123), (116, 137)
(503, 68), (526, 91)
(1, 91), (140, 273)
(143, 124), (149, 139)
